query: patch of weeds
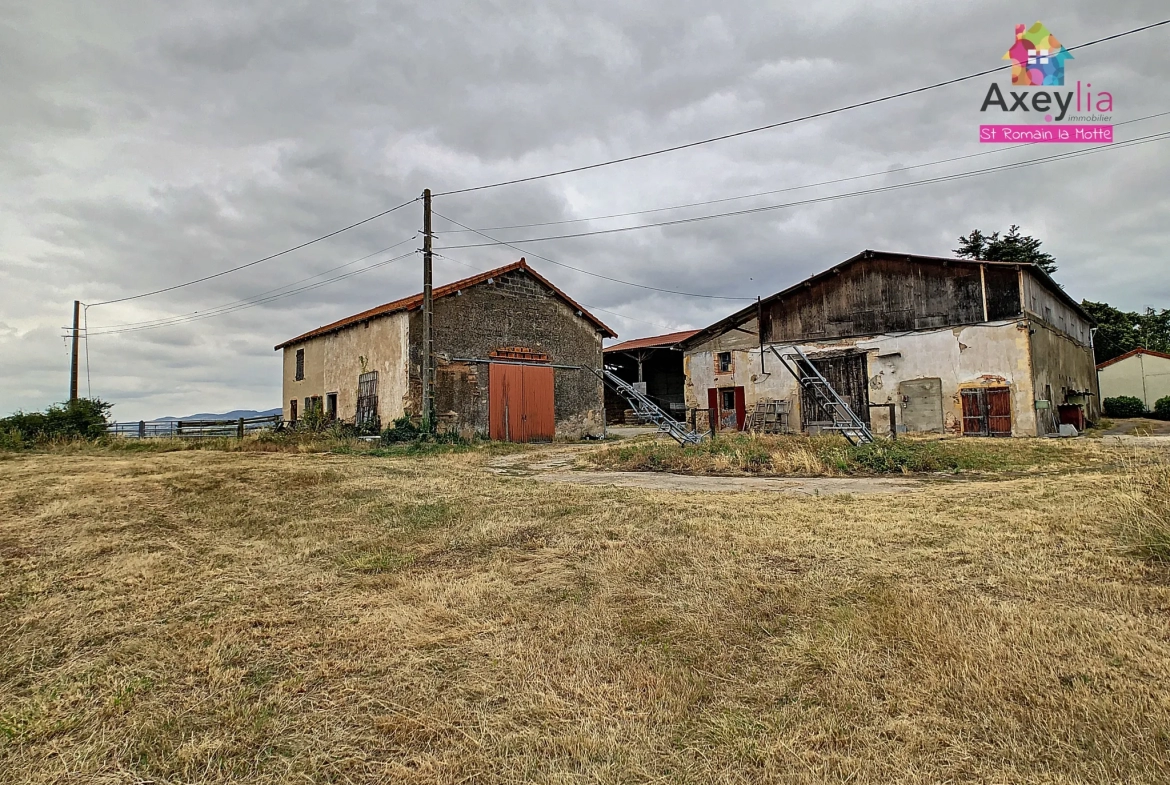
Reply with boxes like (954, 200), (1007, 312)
(1118, 456), (1170, 564)
(338, 547), (415, 575)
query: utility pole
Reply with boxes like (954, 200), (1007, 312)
(421, 189), (434, 430)
(69, 300), (80, 402)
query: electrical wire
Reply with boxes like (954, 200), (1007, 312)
(433, 211), (757, 300)
(87, 197), (420, 307)
(435, 131), (1170, 249)
(437, 111), (1170, 234)
(89, 235), (418, 332)
(432, 250), (674, 329)
(433, 20), (1170, 196)
(87, 249), (419, 336)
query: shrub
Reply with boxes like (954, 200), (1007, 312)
(381, 416), (467, 446)
(1153, 396), (1170, 421)
(0, 398), (112, 446)
(1103, 396), (1147, 419)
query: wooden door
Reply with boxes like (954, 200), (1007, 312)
(489, 363), (554, 442)
(986, 387), (1012, 437)
(733, 386), (747, 431)
(960, 388), (988, 436)
(800, 353), (871, 429)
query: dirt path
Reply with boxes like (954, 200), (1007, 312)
(487, 444), (923, 495)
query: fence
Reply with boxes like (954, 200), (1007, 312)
(106, 414), (283, 440)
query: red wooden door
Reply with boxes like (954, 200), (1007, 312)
(960, 389), (987, 436)
(986, 387), (1012, 437)
(733, 386), (747, 431)
(489, 363), (554, 442)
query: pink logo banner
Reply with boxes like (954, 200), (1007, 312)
(979, 124), (1112, 143)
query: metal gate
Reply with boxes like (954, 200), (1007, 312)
(960, 387), (1012, 437)
(800, 352), (870, 430)
(489, 363), (555, 442)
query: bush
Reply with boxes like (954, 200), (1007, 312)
(0, 399), (112, 446)
(1153, 396), (1170, 421)
(380, 416), (467, 446)
(1103, 396), (1147, 419)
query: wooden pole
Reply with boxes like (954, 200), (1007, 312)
(421, 188), (434, 430)
(69, 300), (80, 402)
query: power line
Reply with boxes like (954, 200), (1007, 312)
(89, 235), (418, 332)
(435, 131), (1170, 249)
(86, 249), (419, 336)
(438, 111), (1170, 234)
(433, 210), (756, 301)
(432, 250), (674, 329)
(87, 197), (420, 307)
(433, 20), (1170, 197)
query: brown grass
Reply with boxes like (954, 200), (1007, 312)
(590, 433), (1112, 477)
(2, 445), (1169, 783)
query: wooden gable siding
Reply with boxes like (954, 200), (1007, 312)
(763, 257), (1022, 343)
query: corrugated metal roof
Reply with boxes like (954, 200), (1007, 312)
(604, 329), (700, 354)
(274, 258), (616, 350)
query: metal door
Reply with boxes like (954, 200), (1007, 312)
(489, 363), (554, 442)
(899, 378), (944, 433)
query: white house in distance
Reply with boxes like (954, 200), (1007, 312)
(1097, 348), (1170, 411)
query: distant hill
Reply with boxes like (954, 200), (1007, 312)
(154, 408), (281, 422)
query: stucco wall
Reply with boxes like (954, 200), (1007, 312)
(1099, 353), (1170, 410)
(685, 320), (1040, 436)
(281, 312), (409, 424)
(1028, 320), (1100, 424)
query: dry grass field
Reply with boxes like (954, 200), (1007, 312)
(1, 440), (1169, 784)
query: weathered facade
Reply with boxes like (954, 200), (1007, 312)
(680, 250), (1099, 437)
(276, 260), (615, 440)
(1097, 348), (1170, 411)
(602, 330), (698, 424)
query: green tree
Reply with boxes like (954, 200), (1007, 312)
(0, 398), (113, 446)
(1081, 302), (1170, 364)
(955, 225), (1058, 274)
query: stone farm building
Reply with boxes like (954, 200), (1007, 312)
(679, 250), (1099, 437)
(275, 259), (616, 441)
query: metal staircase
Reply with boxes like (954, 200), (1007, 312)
(592, 367), (706, 445)
(767, 346), (874, 445)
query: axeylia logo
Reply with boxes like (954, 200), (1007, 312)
(1004, 22), (1072, 86)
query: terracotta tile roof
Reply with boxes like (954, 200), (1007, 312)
(604, 330), (700, 354)
(1096, 347), (1170, 370)
(275, 258), (616, 350)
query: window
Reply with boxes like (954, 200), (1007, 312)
(295, 348), (305, 381)
(326, 393), (338, 420)
(289, 399), (298, 425)
(716, 352), (733, 373)
(721, 388), (736, 411)
(356, 371), (379, 431)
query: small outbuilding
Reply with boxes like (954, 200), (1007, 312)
(275, 259), (616, 441)
(1097, 348), (1170, 412)
(603, 330), (699, 424)
(679, 250), (1099, 437)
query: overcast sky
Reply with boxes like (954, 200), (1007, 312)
(2, 0), (1167, 420)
